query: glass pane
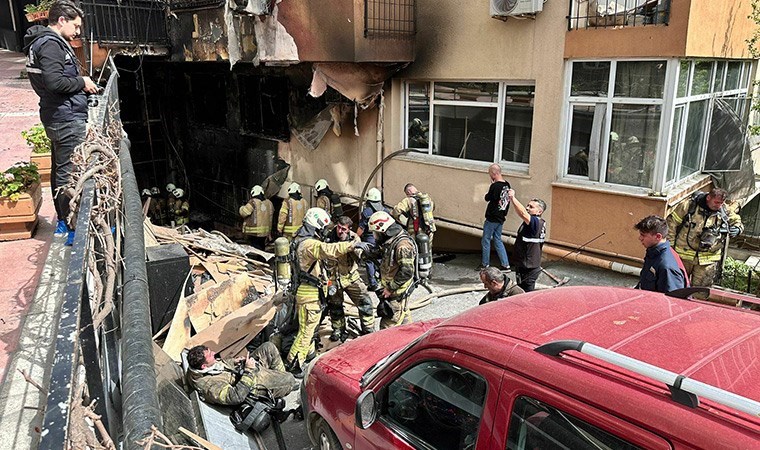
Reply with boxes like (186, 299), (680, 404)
(741, 62), (753, 89)
(434, 82), (499, 103)
(680, 99), (708, 178)
(606, 104), (661, 188)
(667, 106), (684, 182)
(725, 61), (742, 90)
(502, 86), (534, 163)
(567, 105), (594, 177)
(408, 82), (430, 149)
(614, 61), (666, 98)
(713, 61), (726, 92)
(383, 361), (487, 450)
(571, 62), (610, 97)
(691, 61), (713, 96)
(677, 60), (690, 98)
(506, 397), (641, 450)
(432, 105), (497, 162)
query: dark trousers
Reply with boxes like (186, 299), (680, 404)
(44, 120), (86, 224)
(517, 267), (542, 292)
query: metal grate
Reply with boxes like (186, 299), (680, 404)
(567, 0), (670, 31)
(364, 0), (416, 39)
(81, 0), (168, 46)
(168, 0), (225, 11)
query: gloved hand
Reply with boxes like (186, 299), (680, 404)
(354, 241), (372, 253)
(729, 226), (741, 238)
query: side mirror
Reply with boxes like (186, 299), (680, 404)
(355, 390), (377, 429)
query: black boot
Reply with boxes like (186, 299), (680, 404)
(329, 329), (343, 342)
(286, 358), (304, 379)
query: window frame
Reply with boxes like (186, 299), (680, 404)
(402, 80), (536, 171)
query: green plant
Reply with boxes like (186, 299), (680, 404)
(24, 0), (53, 15)
(21, 123), (51, 154)
(747, 1), (760, 135)
(1, 162), (40, 201)
(719, 257), (760, 294)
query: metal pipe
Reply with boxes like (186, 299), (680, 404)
(119, 138), (163, 448)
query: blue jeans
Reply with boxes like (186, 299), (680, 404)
(482, 220), (509, 267)
(44, 120), (87, 223)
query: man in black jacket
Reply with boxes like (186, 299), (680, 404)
(23, 1), (98, 244)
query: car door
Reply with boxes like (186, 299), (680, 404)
(354, 347), (504, 450)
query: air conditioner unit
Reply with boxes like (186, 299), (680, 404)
(491, 0), (544, 17)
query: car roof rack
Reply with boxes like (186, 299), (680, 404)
(535, 340), (760, 417)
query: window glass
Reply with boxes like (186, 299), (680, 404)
(614, 61), (666, 98)
(432, 105), (497, 162)
(667, 106), (683, 183)
(741, 62), (753, 89)
(677, 60), (690, 98)
(382, 360), (487, 450)
(691, 61), (713, 96)
(606, 104), (660, 188)
(567, 105), (594, 177)
(571, 62), (610, 97)
(434, 82), (499, 103)
(506, 397), (640, 450)
(725, 61), (742, 91)
(408, 82), (430, 149)
(502, 86), (535, 163)
(680, 100), (708, 178)
(713, 61), (726, 92)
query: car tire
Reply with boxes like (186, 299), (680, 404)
(315, 417), (342, 450)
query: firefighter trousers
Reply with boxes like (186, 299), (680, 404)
(379, 296), (411, 330)
(287, 300), (322, 366)
(328, 280), (375, 334)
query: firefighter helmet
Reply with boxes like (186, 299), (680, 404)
(150, 186), (160, 195)
(287, 182), (301, 195)
(166, 183), (176, 192)
(141, 189), (151, 197)
(365, 187), (382, 202)
(315, 179), (329, 192)
(368, 211), (394, 233)
(250, 185), (264, 197)
(172, 188), (184, 198)
(303, 207), (331, 230)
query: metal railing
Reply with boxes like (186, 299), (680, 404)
(364, 0), (416, 39)
(81, 0), (168, 46)
(38, 63), (162, 449)
(568, 0), (670, 30)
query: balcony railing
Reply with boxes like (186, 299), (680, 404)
(568, 0), (670, 31)
(81, 0), (168, 46)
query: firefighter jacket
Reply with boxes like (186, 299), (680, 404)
(187, 359), (262, 406)
(239, 198), (273, 237)
(667, 194), (743, 265)
(325, 230), (362, 287)
(479, 279), (525, 305)
(167, 198), (190, 225)
(379, 231), (417, 298)
(294, 236), (356, 304)
(392, 194), (436, 236)
(278, 197), (308, 237)
(147, 197), (166, 225)
(316, 194), (332, 216)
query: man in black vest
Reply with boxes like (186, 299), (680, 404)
(24, 1), (99, 244)
(508, 189), (547, 292)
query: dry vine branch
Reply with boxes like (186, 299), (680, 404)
(136, 425), (205, 450)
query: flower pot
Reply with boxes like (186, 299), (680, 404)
(30, 152), (51, 187)
(0, 182), (42, 241)
(25, 10), (48, 22)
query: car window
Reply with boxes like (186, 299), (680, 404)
(381, 360), (487, 450)
(506, 397), (640, 450)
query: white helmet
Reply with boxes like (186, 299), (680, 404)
(314, 179), (329, 192)
(368, 211), (394, 233)
(303, 207), (331, 230)
(141, 188), (152, 197)
(150, 187), (160, 195)
(287, 182), (301, 195)
(250, 185), (264, 197)
(172, 188), (184, 198)
(166, 183), (176, 192)
(365, 187), (382, 202)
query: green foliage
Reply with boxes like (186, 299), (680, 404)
(0, 162), (40, 202)
(720, 257), (760, 294)
(24, 0), (53, 15)
(748, 1), (760, 135)
(21, 123), (51, 154)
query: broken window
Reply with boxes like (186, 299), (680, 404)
(238, 75), (290, 140)
(188, 72), (227, 127)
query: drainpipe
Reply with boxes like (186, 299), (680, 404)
(375, 89), (385, 191)
(438, 220), (642, 277)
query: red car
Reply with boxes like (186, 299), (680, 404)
(302, 286), (760, 450)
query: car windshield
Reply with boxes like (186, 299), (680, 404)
(361, 332), (428, 388)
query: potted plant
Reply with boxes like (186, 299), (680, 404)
(24, 0), (53, 23)
(0, 162), (42, 241)
(22, 123), (52, 187)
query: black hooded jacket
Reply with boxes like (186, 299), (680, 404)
(23, 25), (87, 124)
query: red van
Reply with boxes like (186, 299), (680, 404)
(302, 286), (760, 450)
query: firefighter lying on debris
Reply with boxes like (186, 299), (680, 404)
(186, 342), (297, 406)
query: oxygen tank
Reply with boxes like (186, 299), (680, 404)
(416, 232), (432, 281)
(274, 237), (291, 287)
(330, 193), (344, 217)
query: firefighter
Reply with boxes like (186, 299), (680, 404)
(667, 188), (743, 287)
(239, 185), (273, 250)
(169, 188), (189, 227)
(150, 186), (167, 225)
(314, 178), (343, 218)
(366, 211), (418, 330)
(324, 216), (375, 341)
(286, 208), (361, 376)
(142, 188), (163, 225)
(277, 182), (308, 240)
(356, 187), (389, 290)
(392, 183), (436, 249)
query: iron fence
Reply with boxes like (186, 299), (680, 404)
(568, 0), (670, 31)
(81, 0), (168, 46)
(364, 0), (416, 39)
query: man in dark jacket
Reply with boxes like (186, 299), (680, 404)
(479, 266), (524, 304)
(23, 1), (99, 244)
(508, 189), (547, 292)
(635, 215), (688, 293)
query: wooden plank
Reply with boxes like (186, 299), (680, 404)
(200, 260), (227, 284)
(161, 295), (192, 362)
(187, 294), (276, 360)
(178, 426), (223, 450)
(188, 274), (255, 332)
